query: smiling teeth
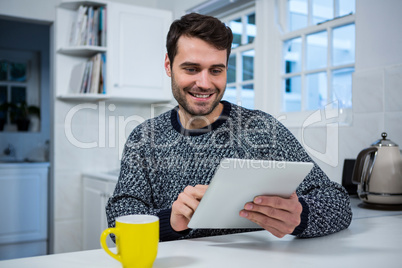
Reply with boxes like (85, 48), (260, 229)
(194, 94), (210, 98)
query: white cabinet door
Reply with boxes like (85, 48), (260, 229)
(0, 166), (48, 244)
(82, 176), (116, 250)
(0, 164), (49, 260)
(107, 3), (172, 102)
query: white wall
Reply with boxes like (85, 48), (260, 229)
(355, 0), (402, 71)
(352, 0), (402, 156)
(0, 0), (60, 22)
(157, 0), (205, 18)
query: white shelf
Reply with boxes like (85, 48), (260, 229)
(106, 95), (172, 104)
(58, 46), (106, 57)
(56, 1), (172, 103)
(56, 93), (171, 103)
(57, 94), (110, 101)
(60, 0), (107, 10)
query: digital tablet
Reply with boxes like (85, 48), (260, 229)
(187, 158), (314, 229)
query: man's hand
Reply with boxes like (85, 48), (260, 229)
(170, 185), (208, 232)
(239, 192), (302, 238)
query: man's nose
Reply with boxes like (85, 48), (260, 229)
(195, 70), (213, 89)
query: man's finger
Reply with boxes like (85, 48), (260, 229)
(253, 192), (299, 211)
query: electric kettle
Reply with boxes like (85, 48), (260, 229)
(352, 132), (402, 205)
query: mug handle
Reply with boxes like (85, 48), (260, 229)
(100, 228), (121, 263)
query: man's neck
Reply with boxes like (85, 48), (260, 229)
(178, 103), (224, 130)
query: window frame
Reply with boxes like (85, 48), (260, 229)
(282, 15), (355, 110)
(219, 6), (256, 109)
(278, 0), (355, 127)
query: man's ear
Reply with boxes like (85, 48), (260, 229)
(164, 53), (171, 77)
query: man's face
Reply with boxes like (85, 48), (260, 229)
(165, 36), (227, 118)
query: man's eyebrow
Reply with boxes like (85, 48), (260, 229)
(179, 62), (226, 68)
(211, 63), (227, 68)
(179, 62), (200, 67)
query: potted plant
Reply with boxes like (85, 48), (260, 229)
(9, 101), (41, 131)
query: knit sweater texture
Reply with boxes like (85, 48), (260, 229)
(106, 101), (352, 241)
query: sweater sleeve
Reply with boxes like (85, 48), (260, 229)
(105, 124), (160, 234)
(105, 124), (191, 243)
(291, 197), (310, 235)
(262, 112), (353, 238)
(295, 163), (353, 238)
(157, 208), (191, 242)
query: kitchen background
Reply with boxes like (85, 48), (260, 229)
(0, 0), (401, 258)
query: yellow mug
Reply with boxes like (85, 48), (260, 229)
(100, 215), (159, 268)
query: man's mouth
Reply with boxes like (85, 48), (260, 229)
(189, 92), (213, 99)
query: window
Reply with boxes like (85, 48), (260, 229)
(282, 0), (355, 113)
(0, 49), (40, 131)
(221, 8), (256, 109)
(0, 60), (28, 123)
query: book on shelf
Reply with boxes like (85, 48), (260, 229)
(85, 59), (93, 93)
(100, 53), (106, 94)
(75, 14), (87, 46)
(69, 5), (87, 47)
(67, 52), (106, 95)
(79, 60), (91, 93)
(69, 5), (106, 47)
(99, 6), (106, 47)
(89, 53), (101, 93)
(68, 62), (87, 94)
(86, 6), (94, 46)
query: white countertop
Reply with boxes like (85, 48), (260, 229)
(82, 170), (119, 182)
(1, 197), (402, 268)
(350, 196), (402, 219)
(0, 161), (50, 168)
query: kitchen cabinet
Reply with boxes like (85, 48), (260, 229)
(55, 0), (172, 103)
(82, 172), (117, 250)
(107, 2), (172, 102)
(0, 162), (50, 260)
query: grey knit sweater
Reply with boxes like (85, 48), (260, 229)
(106, 101), (352, 241)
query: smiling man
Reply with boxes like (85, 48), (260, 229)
(106, 13), (352, 242)
(167, 35), (227, 129)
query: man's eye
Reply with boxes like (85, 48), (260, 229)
(185, 68), (197, 73)
(211, 69), (223, 75)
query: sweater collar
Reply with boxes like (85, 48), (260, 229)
(170, 101), (232, 136)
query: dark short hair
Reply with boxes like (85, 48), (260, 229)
(166, 13), (233, 67)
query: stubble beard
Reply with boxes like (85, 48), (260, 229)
(171, 72), (224, 117)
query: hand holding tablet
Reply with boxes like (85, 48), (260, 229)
(187, 158), (314, 229)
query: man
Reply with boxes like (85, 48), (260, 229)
(106, 13), (352, 242)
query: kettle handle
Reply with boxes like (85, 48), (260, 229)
(352, 147), (378, 184)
